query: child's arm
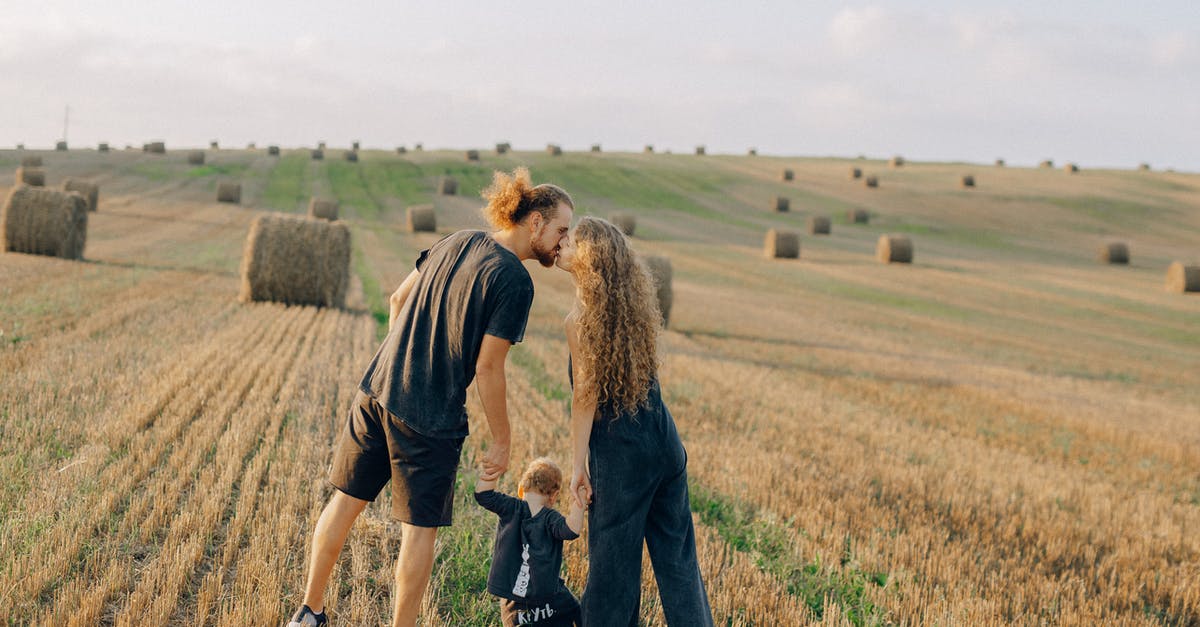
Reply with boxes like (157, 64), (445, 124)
(475, 473), (498, 494)
(566, 498), (585, 536)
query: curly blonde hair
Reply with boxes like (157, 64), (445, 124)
(519, 457), (563, 496)
(480, 167), (573, 230)
(570, 217), (660, 416)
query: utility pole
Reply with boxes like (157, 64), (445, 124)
(63, 105), (69, 142)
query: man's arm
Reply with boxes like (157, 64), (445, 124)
(475, 333), (513, 481)
(387, 269), (421, 332)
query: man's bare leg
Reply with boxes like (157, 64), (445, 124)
(391, 523), (439, 627)
(302, 491), (369, 613)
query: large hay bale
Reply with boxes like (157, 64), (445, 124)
(1138, 163), (1151, 171)
(15, 167), (45, 187)
(56, 141), (67, 151)
(345, 150), (358, 162)
(849, 167), (862, 179)
(2, 185), (88, 260)
(644, 145), (654, 153)
(611, 213), (636, 236)
(1064, 163), (1079, 174)
(747, 148), (757, 156)
(774, 196), (790, 212)
(781, 169), (794, 181)
(247, 142), (256, 150)
(1166, 261), (1200, 293)
(864, 175), (878, 188)
(961, 175), (975, 188)
(496, 142), (510, 154)
(318, 141), (327, 150)
(439, 176), (457, 195)
(238, 213), (350, 308)
(414, 143), (423, 151)
(465, 149), (479, 161)
(187, 150), (206, 165)
(407, 205), (436, 232)
(268, 145), (280, 156)
(807, 216), (831, 235)
(217, 182), (242, 204)
(591, 144), (602, 153)
(311, 149), (324, 160)
(21, 156), (42, 167)
(848, 208), (870, 224)
(1098, 241), (1129, 264)
(643, 255), (672, 328)
(397, 146), (408, 154)
(995, 158), (1005, 167)
(889, 156), (904, 168)
(695, 145), (706, 156)
(307, 197), (339, 221)
(764, 229), (799, 259)
(98, 143), (110, 152)
(62, 179), (99, 212)
(1039, 159), (1054, 168)
(147, 141), (166, 154)
(15, 143), (23, 150)
(877, 234), (913, 264)
(352, 141), (360, 151)
(547, 144), (562, 156)
(211, 141), (221, 149)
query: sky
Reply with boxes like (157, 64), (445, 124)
(2, 1), (1197, 170)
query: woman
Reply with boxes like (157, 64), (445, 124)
(557, 217), (713, 626)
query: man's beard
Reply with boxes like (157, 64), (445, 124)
(531, 238), (558, 267)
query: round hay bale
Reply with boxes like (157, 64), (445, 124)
(311, 149), (324, 160)
(1098, 241), (1129, 264)
(848, 208), (870, 224)
(465, 149), (479, 161)
(644, 145), (654, 153)
(889, 156), (904, 168)
(147, 141), (166, 154)
(55, 141), (67, 152)
(210, 141), (219, 149)
(414, 143), (423, 151)
(344, 150), (358, 162)
(439, 176), (457, 195)
(238, 213), (350, 308)
(21, 156), (42, 167)
(397, 146), (408, 154)
(407, 205), (436, 232)
(496, 142), (510, 155)
(62, 179), (99, 212)
(643, 255), (673, 328)
(1039, 159), (1054, 168)
(995, 158), (1005, 167)
(807, 216), (831, 235)
(1166, 261), (1200, 293)
(217, 182), (242, 204)
(1064, 163), (1079, 174)
(864, 175), (878, 188)
(142, 143), (149, 152)
(877, 234), (913, 264)
(591, 144), (602, 153)
(268, 145), (280, 156)
(16, 143), (24, 150)
(547, 144), (562, 156)
(352, 141), (360, 151)
(16, 167), (45, 187)
(747, 148), (757, 156)
(610, 213), (636, 236)
(2, 185), (88, 260)
(695, 145), (706, 156)
(781, 169), (794, 181)
(764, 229), (799, 259)
(774, 196), (790, 213)
(318, 141), (327, 150)
(187, 150), (205, 165)
(307, 197), (339, 221)
(961, 175), (975, 188)
(849, 167), (862, 179)
(1138, 163), (1150, 171)
(98, 143), (110, 152)
(247, 142), (256, 150)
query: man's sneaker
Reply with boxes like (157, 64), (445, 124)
(286, 605), (327, 627)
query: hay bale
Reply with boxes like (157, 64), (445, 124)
(807, 216), (831, 235)
(995, 158), (1005, 167)
(1099, 241), (1129, 264)
(849, 167), (862, 179)
(307, 197), (339, 221)
(644, 145), (654, 153)
(643, 255), (673, 328)
(98, 143), (109, 152)
(318, 141), (327, 150)
(496, 142), (510, 154)
(1138, 163), (1151, 171)
(781, 169), (794, 181)
(764, 229), (799, 259)
(439, 176), (457, 195)
(591, 144), (602, 153)
(147, 141), (166, 154)
(414, 143), (423, 151)
(889, 156), (904, 168)
(407, 204), (436, 232)
(611, 213), (636, 236)
(239, 213), (350, 308)
(864, 176), (878, 188)
(15, 143), (23, 150)
(1039, 159), (1054, 168)
(2, 185), (88, 259)
(877, 234), (913, 264)
(21, 156), (42, 167)
(187, 150), (205, 165)
(62, 179), (99, 212)
(748, 148), (757, 156)
(465, 149), (479, 161)
(345, 150), (358, 162)
(247, 142), (256, 149)
(1064, 163), (1079, 174)
(774, 196), (790, 212)
(217, 182), (242, 204)
(695, 145), (706, 156)
(848, 208), (870, 224)
(268, 145), (280, 156)
(15, 167), (45, 187)
(397, 146), (408, 154)
(1166, 261), (1200, 293)
(311, 149), (324, 160)
(55, 141), (67, 151)
(352, 141), (360, 151)
(547, 144), (562, 156)
(209, 141), (219, 149)
(961, 175), (975, 188)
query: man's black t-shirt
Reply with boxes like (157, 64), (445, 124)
(475, 489), (580, 604)
(359, 230), (534, 439)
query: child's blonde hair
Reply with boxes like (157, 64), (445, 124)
(519, 457), (563, 496)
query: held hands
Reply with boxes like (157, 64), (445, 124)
(480, 442), (510, 482)
(569, 466), (592, 509)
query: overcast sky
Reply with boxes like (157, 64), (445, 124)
(3, 1), (1197, 169)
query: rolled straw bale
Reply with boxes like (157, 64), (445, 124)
(643, 255), (673, 328)
(1138, 163), (1150, 171)
(147, 141), (165, 154)
(142, 143), (149, 152)
(1099, 241), (1129, 264)
(695, 145), (706, 156)
(217, 182), (242, 203)
(56, 141), (67, 151)
(397, 146), (408, 154)
(247, 142), (256, 149)
(848, 208), (870, 224)
(407, 204), (436, 232)
(807, 216), (831, 235)
(318, 141), (327, 150)
(210, 141), (219, 149)
(311, 149), (324, 160)
(1039, 159), (1054, 168)
(496, 142), (510, 154)
(1064, 163), (1079, 173)
(877, 234), (913, 263)
(345, 150), (358, 162)
(591, 144), (602, 153)
(889, 156), (904, 168)
(546, 144), (562, 156)
(774, 196), (790, 212)
(781, 169), (794, 181)
(268, 145), (280, 156)
(307, 197), (339, 221)
(62, 179), (99, 212)
(465, 149), (480, 161)
(644, 145), (654, 153)
(864, 176), (878, 188)
(1166, 261), (1200, 293)
(352, 141), (360, 151)
(439, 176), (457, 195)
(238, 213), (350, 308)
(21, 156), (42, 167)
(2, 185), (88, 259)
(611, 213), (636, 236)
(98, 143), (109, 152)
(16, 143), (23, 150)
(187, 150), (206, 165)
(995, 159), (1005, 167)
(764, 229), (799, 259)
(15, 167), (45, 187)
(748, 148), (757, 156)
(849, 167), (862, 179)
(961, 175), (975, 188)
(414, 143), (423, 151)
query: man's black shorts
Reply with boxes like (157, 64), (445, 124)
(328, 390), (465, 526)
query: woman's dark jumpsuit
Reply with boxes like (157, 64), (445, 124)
(571, 358), (713, 626)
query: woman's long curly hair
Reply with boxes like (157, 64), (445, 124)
(570, 217), (661, 416)
(480, 167), (573, 230)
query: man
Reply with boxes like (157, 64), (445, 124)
(288, 168), (573, 627)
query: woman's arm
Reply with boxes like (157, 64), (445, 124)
(565, 314), (598, 508)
